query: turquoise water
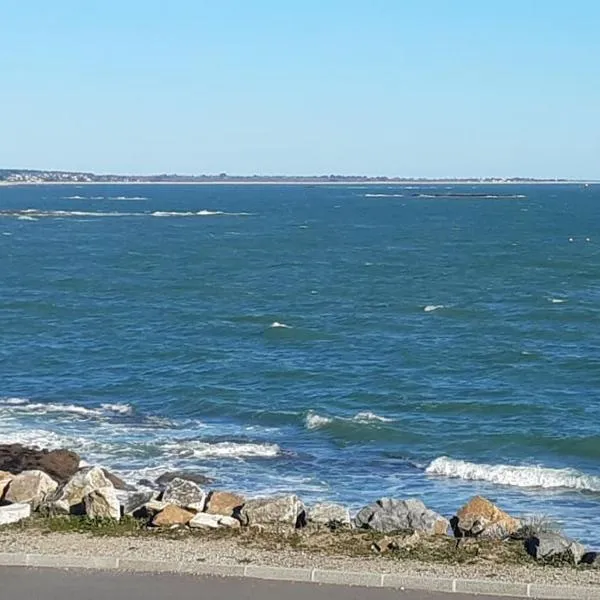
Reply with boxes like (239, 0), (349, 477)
(1, 183), (599, 544)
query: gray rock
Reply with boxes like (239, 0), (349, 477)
(0, 471), (13, 499)
(0, 502), (31, 526)
(581, 552), (600, 567)
(525, 532), (586, 565)
(161, 478), (206, 510)
(307, 503), (351, 527)
(239, 495), (305, 527)
(189, 512), (240, 530)
(354, 498), (449, 535)
(50, 466), (114, 514)
(116, 490), (157, 517)
(155, 471), (213, 488)
(4, 469), (58, 509)
(84, 486), (120, 520)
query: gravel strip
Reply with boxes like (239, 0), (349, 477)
(1, 530), (599, 587)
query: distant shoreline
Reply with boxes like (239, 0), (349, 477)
(1, 180), (597, 187)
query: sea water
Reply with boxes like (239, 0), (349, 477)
(1, 183), (599, 544)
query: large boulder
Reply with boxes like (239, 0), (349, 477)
(49, 466), (114, 514)
(116, 490), (157, 517)
(84, 487), (120, 520)
(101, 469), (132, 491)
(161, 478), (206, 510)
(204, 491), (245, 516)
(0, 444), (79, 483)
(307, 503), (351, 527)
(152, 504), (194, 527)
(0, 471), (13, 499)
(452, 496), (520, 539)
(155, 471), (213, 488)
(525, 532), (586, 565)
(5, 470), (58, 509)
(238, 495), (305, 528)
(354, 498), (449, 535)
(189, 512), (240, 530)
(0, 503), (31, 526)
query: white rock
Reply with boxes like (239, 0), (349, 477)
(189, 512), (241, 530)
(308, 502), (351, 526)
(0, 503), (31, 526)
(5, 470), (58, 509)
(84, 486), (120, 520)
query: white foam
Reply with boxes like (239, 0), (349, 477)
(17, 215), (38, 221)
(0, 398), (134, 418)
(108, 196), (148, 201)
(270, 321), (292, 329)
(160, 440), (280, 459)
(364, 193), (404, 198)
(424, 305), (445, 312)
(426, 456), (600, 492)
(548, 298), (567, 304)
(100, 403), (134, 415)
(0, 397), (30, 405)
(353, 411), (393, 423)
(305, 412), (333, 429)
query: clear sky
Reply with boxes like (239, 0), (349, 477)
(1, 1), (598, 178)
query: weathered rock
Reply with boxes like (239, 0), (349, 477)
(354, 498), (449, 535)
(0, 471), (13, 499)
(238, 495), (305, 528)
(0, 444), (79, 483)
(155, 471), (213, 488)
(189, 512), (241, 530)
(161, 478), (206, 510)
(525, 532), (586, 565)
(84, 486), (120, 520)
(204, 491), (245, 516)
(5, 470), (58, 509)
(152, 504), (194, 527)
(50, 466), (114, 514)
(307, 503), (351, 527)
(371, 536), (399, 554)
(452, 496), (520, 539)
(116, 490), (157, 517)
(0, 503), (31, 526)
(101, 469), (133, 491)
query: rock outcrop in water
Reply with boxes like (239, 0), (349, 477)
(0, 444), (80, 484)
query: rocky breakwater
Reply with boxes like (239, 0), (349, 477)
(1, 444), (599, 570)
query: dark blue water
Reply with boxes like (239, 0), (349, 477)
(1, 183), (599, 544)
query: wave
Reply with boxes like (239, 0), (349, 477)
(424, 304), (445, 312)
(305, 411), (393, 430)
(548, 297), (567, 304)
(364, 193), (404, 198)
(425, 456), (600, 492)
(159, 440), (280, 459)
(270, 321), (292, 329)
(1, 209), (250, 219)
(413, 193), (526, 199)
(0, 398), (134, 419)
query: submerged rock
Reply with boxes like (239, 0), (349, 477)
(161, 478), (206, 510)
(152, 504), (194, 527)
(525, 532), (586, 565)
(354, 498), (449, 535)
(0, 444), (79, 484)
(452, 496), (520, 539)
(204, 491), (245, 516)
(84, 487), (120, 520)
(5, 470), (58, 509)
(239, 495), (305, 527)
(307, 503), (351, 527)
(0, 503), (31, 526)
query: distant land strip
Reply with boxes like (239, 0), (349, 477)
(0, 169), (596, 185)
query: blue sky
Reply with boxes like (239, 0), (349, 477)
(1, 1), (598, 177)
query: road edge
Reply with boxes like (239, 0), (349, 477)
(0, 552), (597, 599)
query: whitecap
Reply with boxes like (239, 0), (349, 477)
(305, 412), (333, 430)
(548, 298), (567, 304)
(160, 440), (280, 459)
(364, 193), (404, 198)
(100, 403), (134, 416)
(424, 304), (445, 312)
(0, 397), (30, 405)
(425, 456), (600, 492)
(353, 411), (394, 423)
(270, 322), (292, 329)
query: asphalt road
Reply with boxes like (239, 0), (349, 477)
(0, 567), (511, 600)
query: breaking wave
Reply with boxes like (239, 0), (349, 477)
(424, 304), (445, 312)
(159, 440), (280, 459)
(305, 411), (393, 430)
(425, 456), (600, 492)
(0, 397), (134, 419)
(0, 209), (251, 219)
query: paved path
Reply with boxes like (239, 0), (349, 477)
(0, 567), (509, 600)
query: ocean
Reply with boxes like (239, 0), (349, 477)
(1, 183), (599, 545)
